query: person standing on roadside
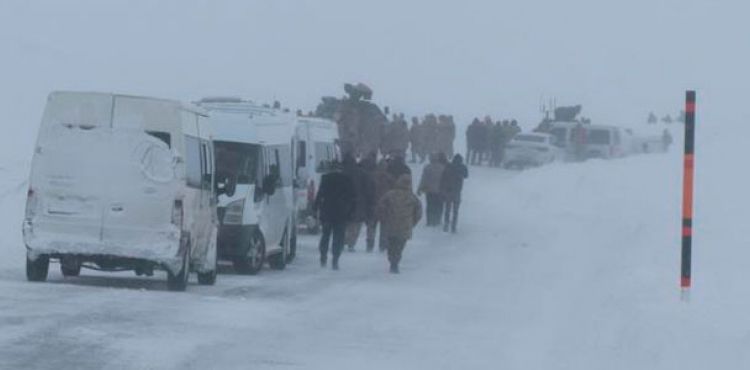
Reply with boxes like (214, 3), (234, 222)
(377, 174), (422, 273)
(440, 154), (468, 233)
(313, 160), (355, 270)
(417, 153), (446, 227)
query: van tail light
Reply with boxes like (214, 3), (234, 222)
(223, 199), (245, 225)
(307, 180), (316, 204)
(25, 188), (37, 219)
(171, 200), (184, 228)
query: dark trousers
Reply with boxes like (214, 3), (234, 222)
(425, 193), (444, 226)
(444, 199), (461, 232)
(365, 219), (386, 252)
(319, 222), (346, 263)
(387, 237), (407, 266)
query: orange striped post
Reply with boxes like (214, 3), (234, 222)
(681, 91), (696, 296)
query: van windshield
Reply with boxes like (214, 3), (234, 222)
(587, 129), (611, 145)
(215, 141), (260, 184)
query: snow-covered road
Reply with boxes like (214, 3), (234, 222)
(2, 145), (750, 369)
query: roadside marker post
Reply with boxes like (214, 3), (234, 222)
(681, 90), (696, 301)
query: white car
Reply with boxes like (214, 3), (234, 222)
(24, 92), (218, 291)
(199, 98), (298, 274)
(294, 116), (340, 234)
(504, 133), (560, 169)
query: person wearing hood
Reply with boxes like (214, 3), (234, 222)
(377, 174), (422, 273)
(313, 160), (356, 270)
(440, 154), (469, 233)
(417, 153), (446, 226)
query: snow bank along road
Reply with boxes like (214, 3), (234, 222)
(1, 145), (749, 369)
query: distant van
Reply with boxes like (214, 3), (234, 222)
(547, 121), (580, 161)
(24, 92), (218, 291)
(294, 116), (340, 234)
(199, 98), (297, 274)
(584, 125), (626, 159)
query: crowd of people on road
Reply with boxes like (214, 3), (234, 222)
(465, 117), (522, 167)
(312, 149), (468, 274)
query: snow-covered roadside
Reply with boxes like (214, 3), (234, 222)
(1, 129), (750, 369)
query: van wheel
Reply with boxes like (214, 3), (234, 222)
(269, 226), (289, 270)
(167, 243), (190, 292)
(233, 230), (265, 275)
(286, 226), (297, 264)
(26, 254), (49, 282)
(60, 262), (81, 277)
(198, 227), (218, 285)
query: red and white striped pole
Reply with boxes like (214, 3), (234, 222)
(681, 91), (696, 300)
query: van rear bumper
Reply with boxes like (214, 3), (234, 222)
(24, 221), (184, 273)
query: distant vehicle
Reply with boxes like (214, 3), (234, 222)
(584, 125), (627, 159)
(547, 121), (580, 161)
(504, 133), (560, 169)
(294, 116), (340, 234)
(199, 98), (298, 274)
(24, 91), (218, 291)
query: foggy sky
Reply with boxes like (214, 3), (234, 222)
(1, 0), (747, 160)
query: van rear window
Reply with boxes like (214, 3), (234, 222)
(587, 129), (611, 145)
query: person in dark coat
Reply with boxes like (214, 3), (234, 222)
(343, 154), (374, 252)
(440, 154), (469, 233)
(313, 160), (356, 270)
(387, 155), (411, 178)
(358, 153), (379, 252)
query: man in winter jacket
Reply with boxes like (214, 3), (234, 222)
(417, 153), (446, 226)
(372, 157), (395, 252)
(440, 154), (469, 233)
(377, 174), (422, 273)
(313, 161), (356, 270)
(343, 154), (375, 252)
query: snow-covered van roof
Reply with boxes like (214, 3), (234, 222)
(41, 91), (209, 137)
(199, 100), (296, 146)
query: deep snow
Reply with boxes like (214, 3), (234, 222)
(2, 128), (750, 369)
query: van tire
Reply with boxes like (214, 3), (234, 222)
(167, 243), (190, 292)
(269, 226), (289, 270)
(286, 226), (297, 264)
(26, 254), (49, 282)
(60, 263), (81, 277)
(198, 228), (218, 285)
(233, 230), (265, 275)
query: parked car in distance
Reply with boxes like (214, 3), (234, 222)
(504, 132), (560, 169)
(24, 91), (218, 291)
(294, 116), (340, 234)
(199, 98), (298, 274)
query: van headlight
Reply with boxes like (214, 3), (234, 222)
(223, 199), (245, 225)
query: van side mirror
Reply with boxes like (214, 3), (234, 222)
(215, 176), (236, 197)
(262, 174), (278, 196)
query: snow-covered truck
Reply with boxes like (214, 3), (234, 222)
(23, 91), (219, 291)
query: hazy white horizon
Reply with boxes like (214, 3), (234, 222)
(1, 0), (746, 159)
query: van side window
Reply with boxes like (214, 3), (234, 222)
(185, 135), (202, 188)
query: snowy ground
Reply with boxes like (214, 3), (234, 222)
(2, 134), (750, 369)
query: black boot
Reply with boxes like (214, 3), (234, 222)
(390, 264), (399, 274)
(320, 255), (327, 267)
(332, 259), (339, 270)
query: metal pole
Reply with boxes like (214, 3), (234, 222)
(681, 90), (696, 298)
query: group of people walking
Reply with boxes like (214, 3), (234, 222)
(465, 117), (522, 167)
(408, 114), (456, 164)
(313, 154), (421, 274)
(312, 150), (468, 274)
